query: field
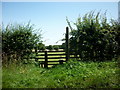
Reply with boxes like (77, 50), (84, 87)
(2, 59), (120, 88)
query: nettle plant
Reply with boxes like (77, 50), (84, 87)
(67, 11), (119, 61)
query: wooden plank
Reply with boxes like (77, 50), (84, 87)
(66, 27), (70, 61)
(36, 57), (66, 59)
(25, 56), (79, 59)
(36, 54), (79, 56)
(44, 51), (48, 68)
(47, 57), (66, 59)
(35, 57), (45, 59)
(36, 54), (45, 56)
(47, 54), (66, 56)
(47, 61), (66, 62)
(70, 57), (80, 58)
(47, 50), (65, 52)
(37, 54), (66, 56)
(37, 53), (78, 55)
(37, 50), (65, 53)
(35, 49), (37, 59)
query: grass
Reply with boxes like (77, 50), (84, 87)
(2, 59), (120, 88)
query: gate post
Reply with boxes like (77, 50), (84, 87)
(44, 51), (48, 68)
(65, 27), (70, 61)
(35, 49), (38, 62)
(59, 60), (64, 64)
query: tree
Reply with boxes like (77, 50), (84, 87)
(47, 45), (54, 50)
(53, 45), (59, 50)
(67, 11), (118, 61)
(36, 43), (46, 50)
(2, 23), (43, 64)
(60, 43), (65, 49)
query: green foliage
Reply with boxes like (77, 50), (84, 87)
(110, 20), (120, 57)
(2, 23), (42, 64)
(67, 11), (119, 61)
(46, 45), (54, 50)
(36, 43), (46, 50)
(60, 43), (65, 49)
(53, 45), (59, 50)
(2, 60), (119, 88)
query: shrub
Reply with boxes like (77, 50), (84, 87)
(47, 45), (54, 50)
(2, 23), (43, 64)
(53, 45), (59, 50)
(36, 43), (46, 50)
(60, 43), (65, 49)
(67, 11), (119, 61)
(110, 20), (120, 58)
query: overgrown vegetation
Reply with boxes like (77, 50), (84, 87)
(45, 45), (61, 50)
(67, 11), (120, 61)
(2, 11), (120, 88)
(2, 23), (43, 65)
(36, 42), (46, 50)
(2, 60), (120, 88)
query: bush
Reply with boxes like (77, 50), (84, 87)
(67, 11), (119, 61)
(47, 45), (54, 50)
(36, 43), (46, 50)
(110, 20), (120, 58)
(60, 43), (65, 49)
(2, 23), (43, 64)
(53, 45), (59, 50)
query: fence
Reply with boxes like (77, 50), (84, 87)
(34, 50), (80, 68)
(25, 27), (80, 68)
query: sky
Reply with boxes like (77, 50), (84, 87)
(2, 2), (119, 46)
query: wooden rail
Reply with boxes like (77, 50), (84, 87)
(24, 27), (80, 68)
(33, 50), (80, 68)
(35, 50), (65, 68)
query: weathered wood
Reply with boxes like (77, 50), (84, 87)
(35, 57), (45, 59)
(48, 61), (66, 62)
(47, 54), (66, 56)
(47, 50), (65, 52)
(44, 51), (48, 68)
(36, 57), (66, 59)
(36, 54), (45, 56)
(70, 57), (80, 58)
(66, 27), (70, 61)
(37, 53), (66, 56)
(37, 50), (65, 53)
(47, 57), (66, 59)
(25, 54), (79, 59)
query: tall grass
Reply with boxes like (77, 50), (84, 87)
(2, 60), (120, 88)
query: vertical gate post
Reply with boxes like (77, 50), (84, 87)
(35, 49), (38, 62)
(66, 27), (70, 61)
(44, 51), (48, 68)
(59, 60), (63, 64)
